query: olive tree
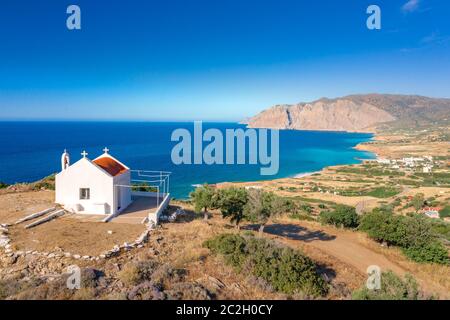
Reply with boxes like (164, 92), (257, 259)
(216, 187), (248, 228)
(243, 189), (274, 234)
(189, 184), (217, 220)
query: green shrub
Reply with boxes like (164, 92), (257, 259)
(359, 210), (400, 245)
(247, 237), (326, 296)
(352, 271), (420, 300)
(320, 205), (359, 228)
(204, 233), (247, 269)
(429, 219), (450, 242)
(439, 206), (450, 218)
(204, 234), (327, 296)
(299, 203), (313, 214)
(131, 182), (158, 193)
(0, 182), (8, 189)
(32, 174), (56, 191)
(359, 211), (433, 248)
(394, 214), (434, 249)
(359, 210), (449, 265)
(402, 242), (449, 265)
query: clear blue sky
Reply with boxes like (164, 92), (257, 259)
(0, 0), (449, 121)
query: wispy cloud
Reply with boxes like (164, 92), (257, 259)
(401, 31), (450, 52)
(421, 32), (439, 44)
(420, 31), (450, 45)
(402, 0), (420, 13)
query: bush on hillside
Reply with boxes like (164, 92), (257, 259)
(204, 234), (327, 297)
(402, 241), (449, 265)
(204, 233), (247, 269)
(32, 174), (56, 191)
(352, 271), (421, 300)
(319, 205), (359, 228)
(359, 210), (449, 265)
(429, 219), (450, 242)
(439, 205), (450, 218)
(394, 214), (434, 248)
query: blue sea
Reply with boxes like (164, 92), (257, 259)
(0, 122), (375, 199)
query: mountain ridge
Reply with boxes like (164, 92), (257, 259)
(246, 94), (450, 132)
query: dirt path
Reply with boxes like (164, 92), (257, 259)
(257, 219), (449, 298)
(260, 220), (405, 275)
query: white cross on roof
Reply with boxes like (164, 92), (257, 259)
(81, 150), (88, 158)
(103, 147), (110, 154)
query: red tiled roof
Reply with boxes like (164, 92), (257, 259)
(93, 157), (128, 177)
(422, 207), (442, 212)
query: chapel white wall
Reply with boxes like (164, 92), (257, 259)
(55, 159), (114, 214)
(113, 171), (132, 213)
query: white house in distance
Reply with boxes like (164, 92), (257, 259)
(55, 148), (132, 216)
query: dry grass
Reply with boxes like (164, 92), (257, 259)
(358, 235), (450, 299)
(149, 212), (285, 299)
(0, 190), (146, 256)
(0, 190), (55, 224)
(8, 217), (145, 256)
(358, 140), (450, 159)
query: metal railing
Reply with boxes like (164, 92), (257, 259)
(114, 170), (171, 210)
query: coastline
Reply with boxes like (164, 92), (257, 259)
(216, 130), (379, 190)
(293, 172), (320, 178)
(288, 133), (379, 180)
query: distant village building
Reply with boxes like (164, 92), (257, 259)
(421, 207), (442, 219)
(55, 148), (132, 215)
(377, 158), (391, 165)
(422, 165), (432, 173)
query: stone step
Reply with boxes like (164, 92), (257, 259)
(24, 210), (65, 229)
(15, 207), (57, 225)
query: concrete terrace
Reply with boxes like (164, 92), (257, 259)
(110, 196), (159, 224)
(69, 196), (160, 224)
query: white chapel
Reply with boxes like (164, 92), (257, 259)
(55, 148), (132, 215)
